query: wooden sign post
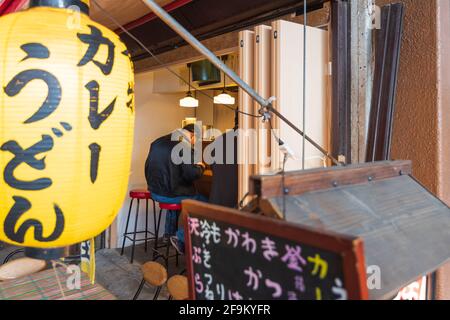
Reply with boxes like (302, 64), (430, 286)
(182, 200), (368, 300)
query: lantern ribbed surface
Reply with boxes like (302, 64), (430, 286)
(0, 5), (135, 248)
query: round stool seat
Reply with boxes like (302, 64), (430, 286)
(141, 262), (168, 287)
(0, 258), (46, 281)
(167, 275), (189, 300)
(159, 203), (182, 210)
(130, 189), (151, 199)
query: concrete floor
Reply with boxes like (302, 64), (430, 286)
(102, 241), (186, 300)
(0, 240), (186, 300)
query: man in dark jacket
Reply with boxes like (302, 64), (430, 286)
(145, 124), (206, 252)
(145, 124), (205, 200)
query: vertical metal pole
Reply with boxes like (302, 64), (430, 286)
(302, 1), (307, 169)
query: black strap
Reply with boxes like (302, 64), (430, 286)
(29, 0), (89, 15)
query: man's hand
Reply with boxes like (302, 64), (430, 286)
(196, 162), (206, 170)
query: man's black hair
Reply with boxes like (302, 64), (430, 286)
(183, 124), (197, 133)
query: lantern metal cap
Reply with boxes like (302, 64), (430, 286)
(29, 0), (90, 15)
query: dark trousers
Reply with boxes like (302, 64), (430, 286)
(151, 193), (208, 245)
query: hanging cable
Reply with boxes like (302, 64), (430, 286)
(281, 153), (288, 216)
(268, 118), (288, 216)
(91, 0), (262, 119)
(268, 117), (283, 152)
(302, 0), (307, 170)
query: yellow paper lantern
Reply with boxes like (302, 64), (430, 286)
(0, 0), (135, 253)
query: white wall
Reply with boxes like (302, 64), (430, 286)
(117, 71), (195, 248)
(196, 90), (214, 126)
(194, 89), (237, 131)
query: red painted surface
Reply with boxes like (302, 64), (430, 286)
(0, 0), (27, 16)
(129, 189), (151, 200)
(116, 0), (193, 34)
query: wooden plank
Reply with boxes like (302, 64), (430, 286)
(366, 3), (405, 162)
(271, 20), (330, 172)
(135, 31), (239, 73)
(182, 199), (368, 300)
(350, 0), (373, 163)
(266, 174), (450, 299)
(250, 160), (412, 199)
(238, 30), (256, 206)
(254, 25), (273, 174)
(117, 0), (193, 34)
(90, 0), (172, 31)
(330, 0), (352, 164)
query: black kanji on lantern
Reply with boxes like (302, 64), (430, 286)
(3, 196), (65, 244)
(20, 43), (50, 61)
(1, 135), (54, 191)
(126, 82), (134, 111)
(86, 80), (117, 130)
(4, 69), (62, 124)
(89, 143), (101, 183)
(77, 25), (115, 75)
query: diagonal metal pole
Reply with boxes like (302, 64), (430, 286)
(141, 0), (341, 166)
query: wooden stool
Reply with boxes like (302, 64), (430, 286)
(167, 275), (189, 300)
(0, 258), (46, 281)
(120, 189), (156, 263)
(133, 261), (168, 300)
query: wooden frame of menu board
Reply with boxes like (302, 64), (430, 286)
(181, 200), (368, 300)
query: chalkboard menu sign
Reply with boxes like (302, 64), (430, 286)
(182, 200), (368, 300)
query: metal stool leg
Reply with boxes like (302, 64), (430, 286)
(153, 286), (162, 300)
(121, 198), (134, 256)
(134, 279), (163, 301)
(175, 211), (180, 267)
(165, 235), (171, 271)
(145, 199), (149, 252)
(130, 199), (140, 264)
(133, 279), (145, 300)
(153, 208), (163, 259)
(152, 200), (157, 255)
(152, 200), (157, 239)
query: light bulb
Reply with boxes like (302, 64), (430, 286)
(214, 92), (235, 105)
(180, 92), (199, 108)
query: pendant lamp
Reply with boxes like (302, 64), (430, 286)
(214, 70), (235, 105)
(180, 63), (199, 108)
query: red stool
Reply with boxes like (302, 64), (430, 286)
(152, 202), (182, 271)
(120, 189), (156, 263)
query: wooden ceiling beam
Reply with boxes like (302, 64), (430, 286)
(116, 0), (193, 34)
